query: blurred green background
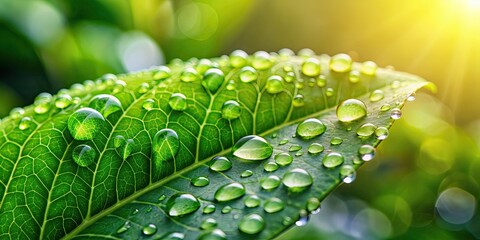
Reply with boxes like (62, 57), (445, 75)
(1, 0), (479, 239)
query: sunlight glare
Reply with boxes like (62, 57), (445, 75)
(468, 0), (480, 8)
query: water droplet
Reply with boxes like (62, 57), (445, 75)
(322, 152), (344, 168)
(340, 165), (356, 183)
(264, 197), (285, 213)
(381, 104), (391, 112)
(296, 118), (326, 139)
(55, 94), (73, 109)
(284, 71), (295, 83)
(232, 135), (273, 160)
(142, 224), (157, 236)
(214, 182), (245, 202)
(279, 139), (289, 145)
(375, 127), (389, 140)
(292, 94), (305, 107)
(143, 99), (155, 111)
(10, 107), (25, 119)
(221, 206), (232, 214)
(306, 198), (321, 214)
(196, 59), (213, 75)
(152, 128), (180, 164)
(301, 58), (321, 77)
(68, 108), (106, 140)
(279, 48), (295, 57)
(209, 156), (232, 172)
(275, 152), (293, 166)
(296, 210), (310, 226)
(266, 75), (284, 94)
(240, 170), (253, 178)
(407, 92), (416, 101)
(89, 94), (122, 118)
(202, 68), (225, 94)
(230, 50), (248, 68)
(252, 51), (273, 70)
(298, 48), (315, 57)
(166, 193), (200, 216)
(180, 67), (200, 82)
(116, 221), (130, 234)
(239, 214), (265, 234)
(203, 204), (216, 214)
(34, 100), (51, 114)
(239, 66), (258, 83)
(295, 150), (304, 157)
(192, 176), (210, 187)
(201, 218), (217, 230)
(330, 53), (352, 73)
(330, 137), (343, 145)
(282, 216), (294, 226)
(289, 144), (302, 152)
(226, 80), (236, 90)
(307, 143), (324, 155)
(72, 144), (96, 167)
(358, 145), (376, 161)
(152, 66), (171, 80)
(198, 229), (226, 240)
(132, 208), (139, 215)
(112, 80), (127, 94)
(326, 88), (334, 97)
(261, 175), (281, 190)
(263, 162), (279, 172)
(114, 136), (137, 160)
(244, 195), (261, 208)
(316, 75), (327, 87)
(19, 117), (32, 130)
(391, 80), (401, 89)
(390, 108), (402, 119)
(348, 70), (360, 83)
(336, 99), (367, 122)
(282, 168), (313, 192)
(222, 100), (241, 120)
(160, 232), (185, 240)
(356, 123), (377, 137)
(361, 61), (378, 76)
(369, 90), (385, 102)
(137, 83), (150, 94)
(169, 93), (188, 111)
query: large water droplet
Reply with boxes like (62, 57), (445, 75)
(166, 193), (200, 216)
(390, 108), (402, 119)
(142, 224), (157, 236)
(232, 135), (273, 160)
(336, 99), (367, 122)
(222, 100), (241, 120)
(330, 53), (352, 73)
(252, 51), (273, 70)
(239, 66), (258, 83)
(68, 107), (106, 140)
(55, 94), (73, 109)
(244, 195), (261, 208)
(214, 182), (245, 202)
(201, 218), (217, 230)
(322, 152), (344, 168)
(152, 128), (180, 164)
(191, 176), (210, 187)
(72, 144), (96, 167)
(89, 94), (122, 118)
(307, 143), (324, 155)
(274, 152), (293, 166)
(239, 214), (265, 234)
(356, 123), (377, 137)
(369, 90), (385, 102)
(266, 75), (284, 94)
(198, 229), (226, 240)
(301, 58), (321, 77)
(264, 197), (285, 213)
(282, 168), (313, 192)
(180, 67), (200, 82)
(209, 156), (232, 172)
(169, 93), (188, 111)
(361, 61), (378, 76)
(296, 118), (326, 139)
(261, 175), (281, 190)
(34, 93), (52, 114)
(19, 117), (32, 130)
(230, 50), (248, 68)
(358, 145), (376, 161)
(340, 165), (356, 183)
(202, 68), (225, 94)
(375, 127), (389, 140)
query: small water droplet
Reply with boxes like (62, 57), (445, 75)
(292, 94), (305, 107)
(137, 83), (150, 94)
(340, 165), (356, 183)
(142, 224), (157, 236)
(72, 144), (96, 167)
(68, 108), (106, 140)
(222, 100), (241, 120)
(196, 59), (213, 75)
(201, 218), (217, 230)
(152, 129), (180, 168)
(252, 51), (273, 70)
(158, 194), (166, 202)
(307, 198), (321, 214)
(232, 135), (273, 160)
(143, 99), (155, 111)
(209, 156), (232, 172)
(180, 67), (200, 82)
(330, 53), (352, 73)
(221, 206), (232, 214)
(203, 204), (216, 214)
(295, 150), (304, 157)
(274, 152), (293, 166)
(391, 80), (401, 89)
(336, 99), (367, 122)
(358, 145), (376, 161)
(284, 71), (295, 83)
(169, 93), (188, 111)
(112, 80), (127, 94)
(114, 136), (137, 160)
(307, 143), (324, 155)
(296, 210), (310, 226)
(289, 144), (302, 152)
(160, 232), (185, 240)
(230, 50), (248, 68)
(239, 214), (265, 234)
(166, 193), (200, 216)
(202, 68), (225, 94)
(239, 66), (258, 83)
(282, 168), (313, 192)
(375, 127), (389, 140)
(301, 58), (321, 77)
(263, 162), (279, 172)
(316, 75), (327, 87)
(381, 104), (391, 112)
(226, 80), (236, 90)
(266, 75), (284, 94)
(390, 108), (402, 119)
(326, 88), (334, 97)
(330, 137), (343, 145)
(152, 66), (171, 80)
(356, 123), (377, 137)
(244, 195), (261, 208)
(348, 70), (361, 83)
(298, 48), (315, 57)
(34, 97), (51, 114)
(279, 48), (295, 57)
(198, 229), (226, 240)
(19, 117), (32, 130)
(116, 221), (130, 234)
(279, 139), (289, 145)
(407, 92), (416, 101)
(296, 118), (326, 139)
(214, 182), (245, 202)
(10, 107), (25, 119)
(361, 61), (377, 76)
(132, 208), (139, 215)
(191, 176), (210, 187)
(322, 152), (344, 168)
(261, 175), (281, 190)
(55, 94), (73, 109)
(89, 94), (122, 118)
(283, 216), (294, 226)
(264, 197), (285, 213)
(240, 170), (253, 178)
(369, 90), (385, 102)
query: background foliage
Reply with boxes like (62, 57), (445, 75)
(0, 0), (479, 239)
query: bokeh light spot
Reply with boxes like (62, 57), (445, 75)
(177, 2), (218, 41)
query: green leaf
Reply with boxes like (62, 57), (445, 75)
(0, 51), (430, 239)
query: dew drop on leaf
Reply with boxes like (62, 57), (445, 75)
(221, 100), (241, 120)
(295, 150), (304, 157)
(261, 175), (281, 190)
(112, 80), (126, 94)
(143, 99), (155, 111)
(340, 165), (356, 183)
(301, 58), (321, 77)
(72, 144), (96, 167)
(264, 197), (285, 213)
(114, 135), (137, 160)
(196, 59), (213, 75)
(166, 193), (200, 217)
(306, 198), (321, 214)
(34, 101), (51, 114)
(407, 92), (416, 101)
(180, 67), (200, 82)
(209, 156), (232, 172)
(322, 152), (344, 168)
(169, 93), (188, 111)
(243, 195), (261, 208)
(330, 53), (352, 73)
(381, 104), (391, 112)
(10, 107), (25, 119)
(282, 168), (313, 192)
(160, 232), (185, 240)
(361, 61), (378, 76)
(263, 162), (279, 172)
(375, 127), (389, 140)
(201, 218), (217, 230)
(252, 51), (273, 70)
(238, 213), (265, 234)
(240, 170), (253, 178)
(266, 75), (285, 94)
(239, 66), (258, 83)
(296, 210), (310, 226)
(116, 221), (130, 234)
(348, 70), (360, 83)
(284, 71), (295, 83)
(326, 87), (334, 97)
(55, 94), (73, 109)
(230, 50), (248, 68)
(296, 118), (326, 139)
(330, 137), (343, 145)
(356, 123), (377, 137)
(68, 107), (106, 140)
(369, 90), (385, 102)
(232, 135), (273, 160)
(202, 68), (225, 93)
(279, 139), (289, 145)
(191, 176), (210, 187)
(198, 229), (226, 240)
(336, 98), (367, 122)
(152, 66), (171, 80)
(152, 128), (180, 163)
(142, 224), (157, 236)
(19, 117), (32, 130)
(358, 145), (376, 161)
(88, 94), (122, 118)
(203, 204), (216, 214)
(316, 75), (326, 87)
(221, 206), (232, 214)
(279, 48), (295, 57)
(214, 182), (245, 202)
(292, 94), (305, 107)
(137, 83), (150, 94)
(307, 143), (324, 155)
(289, 144), (302, 152)
(390, 108), (402, 119)
(274, 152), (293, 166)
